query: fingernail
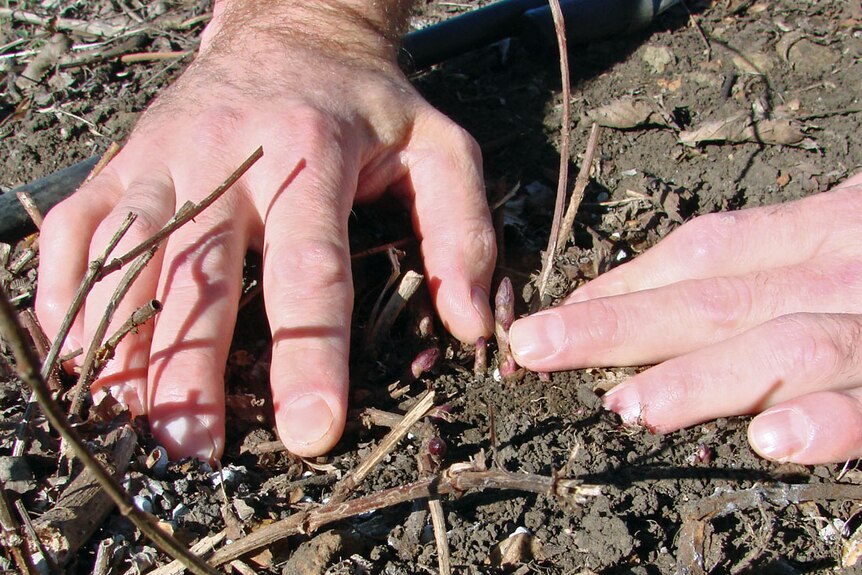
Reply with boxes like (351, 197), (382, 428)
(509, 311), (565, 364)
(281, 394), (333, 446)
(471, 285), (494, 334)
(155, 415), (222, 462)
(602, 384), (643, 425)
(749, 409), (811, 461)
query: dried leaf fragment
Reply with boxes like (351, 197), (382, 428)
(486, 529), (552, 568)
(584, 97), (674, 130)
(679, 112), (817, 149)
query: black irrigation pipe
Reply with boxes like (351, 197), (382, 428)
(0, 0), (680, 241)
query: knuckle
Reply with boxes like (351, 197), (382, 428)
(460, 220), (496, 269)
(768, 313), (860, 378)
(284, 105), (343, 149)
(689, 276), (753, 331)
(266, 239), (350, 296)
(190, 106), (247, 151)
(582, 297), (626, 347)
(674, 211), (742, 265)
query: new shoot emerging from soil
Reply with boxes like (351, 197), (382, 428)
(494, 277), (518, 378)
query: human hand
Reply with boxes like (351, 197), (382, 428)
(510, 172), (862, 464)
(36, 2), (495, 460)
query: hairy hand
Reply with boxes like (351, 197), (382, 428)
(510, 173), (862, 464)
(36, 3), (495, 460)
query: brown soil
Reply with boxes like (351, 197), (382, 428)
(2, 1), (862, 574)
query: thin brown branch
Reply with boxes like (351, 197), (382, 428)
(12, 212), (137, 458)
(0, 482), (38, 574)
(209, 462), (600, 567)
(680, 0), (712, 60)
(331, 390), (436, 503)
(85, 142), (122, 185)
(0, 8), (128, 37)
(535, 0), (571, 308)
(99, 299), (161, 364)
(417, 449), (451, 575)
(18, 309), (61, 392)
(68, 248), (157, 416)
(0, 289), (219, 575)
(33, 425), (137, 566)
(557, 123), (602, 247)
(120, 50), (193, 64)
(15, 192), (43, 229)
(15, 498), (58, 573)
(100, 146), (263, 278)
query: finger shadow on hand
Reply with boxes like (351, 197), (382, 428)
(148, 223), (241, 398)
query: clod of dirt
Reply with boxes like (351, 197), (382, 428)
(642, 45), (676, 74)
(0, 455), (36, 494)
(280, 530), (364, 575)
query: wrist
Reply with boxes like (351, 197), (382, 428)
(204, 1), (413, 62)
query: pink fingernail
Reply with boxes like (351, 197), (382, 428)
(748, 409), (811, 462)
(602, 384), (642, 425)
(509, 311), (565, 364)
(155, 414), (222, 462)
(281, 394), (333, 446)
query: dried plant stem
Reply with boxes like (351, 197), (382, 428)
(68, 248), (157, 416)
(147, 531), (227, 575)
(100, 146), (263, 279)
(12, 213), (137, 458)
(535, 0), (571, 308)
(100, 299), (161, 361)
(557, 123), (602, 247)
(331, 390), (435, 502)
(680, 0), (712, 60)
(0, 289), (219, 575)
(365, 270), (424, 350)
(417, 451), (451, 575)
(209, 462), (600, 567)
(18, 309), (61, 392)
(0, 482), (38, 574)
(15, 192), (43, 229)
(0, 8), (127, 37)
(13, 499), (58, 572)
(85, 142), (121, 185)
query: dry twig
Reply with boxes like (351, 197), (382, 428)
(15, 192), (43, 230)
(68, 248), (157, 416)
(557, 123), (602, 248)
(534, 0), (571, 308)
(331, 390), (436, 503)
(209, 461), (600, 567)
(0, 289), (219, 575)
(0, 483), (38, 574)
(12, 212), (137, 458)
(85, 142), (122, 185)
(100, 146), (263, 278)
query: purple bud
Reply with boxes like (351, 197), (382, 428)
(694, 443), (713, 464)
(494, 277), (515, 334)
(428, 436), (447, 458)
(473, 336), (487, 375)
(537, 371), (551, 382)
(410, 348), (440, 380)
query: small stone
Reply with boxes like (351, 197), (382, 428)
(0, 456), (36, 495)
(642, 46), (675, 74)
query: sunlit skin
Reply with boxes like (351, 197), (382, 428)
(36, 0), (862, 466)
(36, 0), (495, 460)
(511, 172), (862, 465)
